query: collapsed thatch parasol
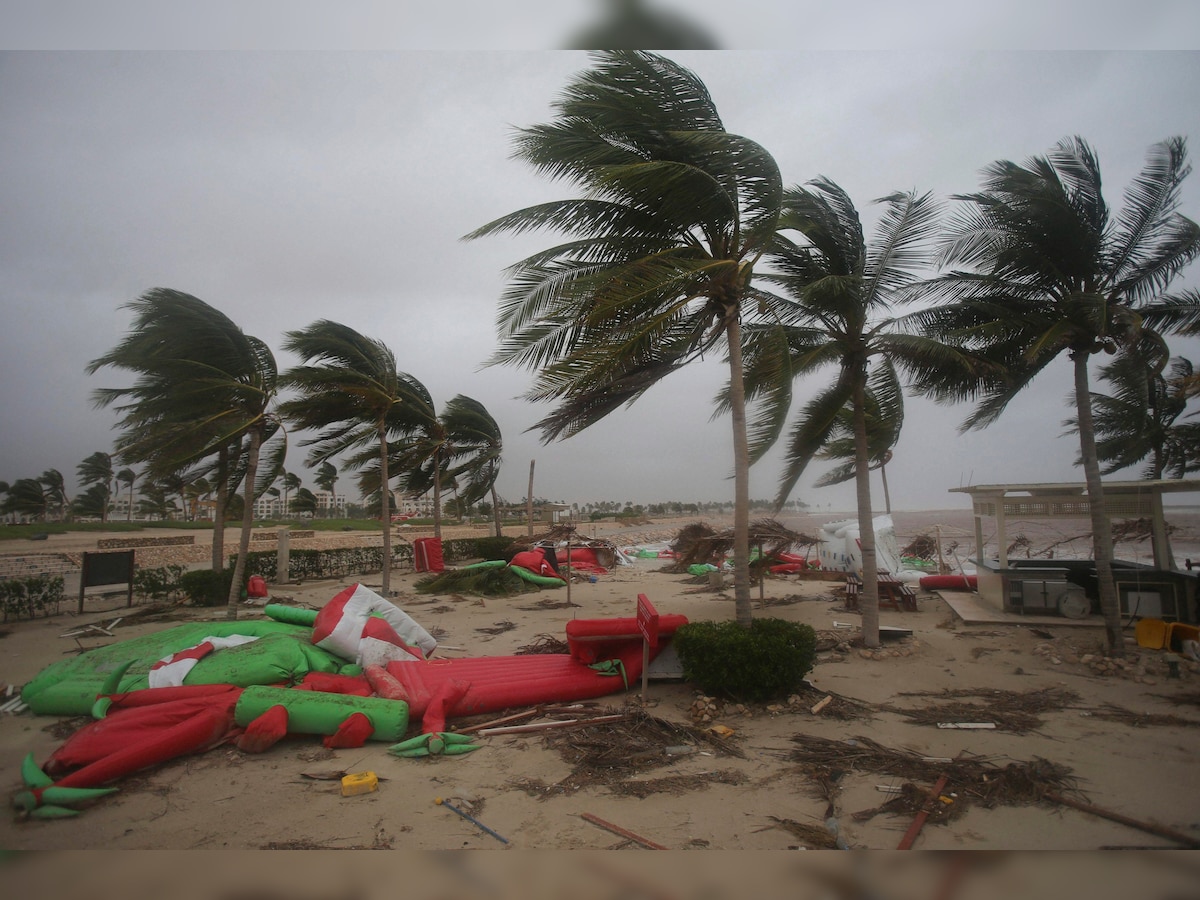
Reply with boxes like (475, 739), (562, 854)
(667, 518), (818, 573)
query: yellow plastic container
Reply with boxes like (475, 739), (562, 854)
(1135, 618), (1169, 650)
(340, 771), (378, 797)
(1167, 622), (1199, 653)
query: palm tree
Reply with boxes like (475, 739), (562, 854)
(918, 136), (1200, 653)
(279, 320), (429, 597)
(290, 487), (318, 517)
(76, 452), (115, 523)
(115, 467), (138, 522)
(2, 478), (50, 521)
(314, 460), (338, 517)
(440, 395), (505, 538)
(39, 469), (70, 522)
(811, 366), (905, 514)
(465, 51), (785, 626)
(737, 178), (946, 647)
(1067, 348), (1199, 479)
(87, 288), (283, 619)
(389, 395), (504, 540)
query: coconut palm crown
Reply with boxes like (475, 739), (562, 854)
(735, 178), (956, 646)
(913, 136), (1200, 652)
(465, 51), (785, 624)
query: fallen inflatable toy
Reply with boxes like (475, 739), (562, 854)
(12, 583), (687, 818)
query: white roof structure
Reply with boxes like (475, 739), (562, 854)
(949, 479), (1200, 570)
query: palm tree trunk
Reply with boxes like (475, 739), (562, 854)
(1074, 352), (1122, 654)
(433, 450), (443, 541)
(853, 366), (881, 649)
(226, 428), (262, 619)
(491, 483), (503, 538)
(725, 314), (753, 628)
(212, 448), (228, 571)
(379, 424), (392, 597)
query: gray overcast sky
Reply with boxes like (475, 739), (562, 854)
(2, 8), (1200, 512)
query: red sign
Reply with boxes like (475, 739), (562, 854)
(636, 593), (659, 650)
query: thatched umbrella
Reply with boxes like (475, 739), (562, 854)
(668, 519), (818, 583)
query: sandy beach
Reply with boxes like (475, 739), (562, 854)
(2, 510), (1199, 854)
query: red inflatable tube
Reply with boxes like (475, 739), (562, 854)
(919, 574), (978, 591)
(385, 642), (650, 727)
(565, 614), (688, 664)
(101, 683), (243, 709)
(46, 696), (240, 787)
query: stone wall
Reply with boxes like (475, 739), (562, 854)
(97, 535), (195, 549)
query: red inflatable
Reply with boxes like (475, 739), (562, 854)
(381, 607), (687, 731)
(919, 574), (978, 591)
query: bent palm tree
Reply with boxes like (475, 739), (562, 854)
(812, 365), (905, 514)
(115, 467), (137, 522)
(1068, 345), (1199, 479)
(76, 452), (114, 523)
(918, 136), (1200, 653)
(279, 320), (428, 597)
(314, 460), (339, 517)
(738, 179), (947, 647)
(88, 288), (282, 618)
(435, 395), (505, 538)
(466, 51), (784, 625)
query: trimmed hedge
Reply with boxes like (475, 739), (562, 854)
(0, 574), (65, 621)
(673, 618), (817, 703)
(132, 564), (187, 602)
(179, 569), (235, 607)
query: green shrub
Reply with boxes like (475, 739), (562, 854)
(0, 574), (65, 621)
(673, 618), (817, 703)
(179, 568), (235, 607)
(133, 565), (187, 602)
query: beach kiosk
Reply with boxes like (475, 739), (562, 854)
(950, 480), (1199, 623)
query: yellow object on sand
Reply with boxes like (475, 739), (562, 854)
(340, 771), (378, 796)
(1135, 618), (1169, 650)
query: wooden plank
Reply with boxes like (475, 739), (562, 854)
(580, 812), (669, 850)
(897, 774), (949, 850)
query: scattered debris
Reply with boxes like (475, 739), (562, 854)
(789, 733), (1081, 819)
(758, 815), (840, 849)
(1083, 702), (1200, 729)
(436, 796), (509, 845)
(475, 621), (516, 635)
(1042, 790), (1200, 849)
(514, 634), (569, 655)
(580, 811), (668, 849)
(896, 774), (951, 849)
(886, 687), (1080, 734)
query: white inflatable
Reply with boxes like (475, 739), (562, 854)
(817, 515), (907, 577)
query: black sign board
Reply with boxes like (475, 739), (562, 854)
(79, 550), (135, 613)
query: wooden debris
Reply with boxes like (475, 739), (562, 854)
(810, 695), (833, 715)
(1043, 791), (1200, 849)
(897, 774), (949, 849)
(580, 812), (668, 850)
(479, 714), (626, 736)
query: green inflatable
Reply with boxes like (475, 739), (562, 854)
(20, 620), (358, 716)
(234, 684), (408, 741)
